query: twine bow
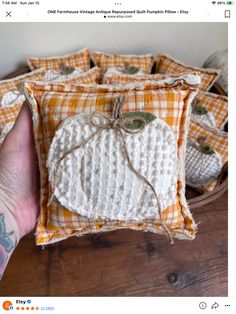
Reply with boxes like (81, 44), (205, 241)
(90, 96), (146, 134)
(48, 95), (174, 244)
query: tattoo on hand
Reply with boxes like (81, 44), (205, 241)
(0, 213), (14, 279)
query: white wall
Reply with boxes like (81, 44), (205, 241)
(0, 22), (227, 78)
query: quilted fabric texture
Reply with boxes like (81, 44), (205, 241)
(191, 91), (228, 130)
(1, 92), (25, 107)
(103, 68), (166, 84)
(92, 51), (154, 76)
(47, 113), (179, 221)
(27, 48), (90, 71)
(186, 140), (222, 187)
(0, 121), (15, 139)
(186, 120), (228, 192)
(44, 67), (84, 81)
(0, 104), (22, 147)
(0, 68), (45, 107)
(191, 110), (216, 129)
(25, 74), (200, 245)
(44, 67), (101, 85)
(156, 54), (220, 91)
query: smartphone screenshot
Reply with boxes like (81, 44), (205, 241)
(0, 1), (234, 313)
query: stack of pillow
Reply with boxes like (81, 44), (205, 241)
(100, 52), (228, 194)
(0, 48), (100, 145)
(0, 48), (228, 245)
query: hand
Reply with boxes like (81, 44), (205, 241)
(0, 102), (40, 238)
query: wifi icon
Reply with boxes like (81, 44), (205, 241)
(212, 1), (216, 4)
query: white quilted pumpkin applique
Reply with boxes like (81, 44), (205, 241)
(0, 90), (25, 107)
(185, 138), (222, 188)
(44, 63), (84, 82)
(191, 100), (216, 129)
(47, 109), (179, 222)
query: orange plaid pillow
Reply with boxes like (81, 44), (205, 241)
(191, 91), (227, 130)
(0, 69), (46, 144)
(0, 67), (100, 145)
(25, 74), (200, 245)
(156, 54), (220, 92)
(186, 120), (228, 192)
(0, 104), (22, 146)
(103, 68), (166, 84)
(0, 68), (45, 104)
(92, 51), (154, 76)
(27, 48), (90, 71)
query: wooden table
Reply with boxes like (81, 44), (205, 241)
(0, 191), (227, 296)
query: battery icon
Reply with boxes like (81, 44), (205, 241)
(227, 1), (234, 4)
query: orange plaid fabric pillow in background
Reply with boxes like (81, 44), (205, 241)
(191, 91), (228, 130)
(0, 67), (100, 145)
(0, 104), (22, 146)
(104, 69), (228, 131)
(103, 68), (166, 84)
(186, 120), (228, 192)
(25, 74), (200, 245)
(0, 68), (46, 144)
(92, 51), (154, 76)
(0, 68), (45, 103)
(156, 53), (220, 91)
(27, 48), (91, 71)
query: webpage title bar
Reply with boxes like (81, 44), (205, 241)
(0, 0), (235, 22)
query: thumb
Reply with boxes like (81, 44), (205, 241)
(2, 101), (34, 151)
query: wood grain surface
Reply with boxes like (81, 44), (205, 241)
(0, 192), (228, 297)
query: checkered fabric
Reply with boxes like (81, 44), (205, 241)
(25, 77), (199, 245)
(0, 68), (45, 98)
(0, 104), (22, 147)
(188, 120), (228, 192)
(156, 54), (220, 92)
(103, 69), (166, 84)
(0, 67), (100, 145)
(0, 69), (46, 145)
(92, 51), (154, 77)
(27, 48), (91, 71)
(192, 91), (228, 129)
